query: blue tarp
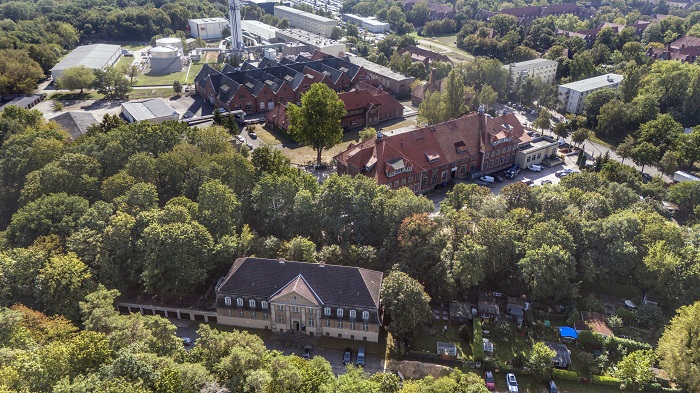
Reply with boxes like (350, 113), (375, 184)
(559, 326), (578, 340)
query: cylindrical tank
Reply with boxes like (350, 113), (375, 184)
(150, 46), (179, 59)
(155, 37), (183, 52)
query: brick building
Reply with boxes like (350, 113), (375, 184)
(333, 109), (529, 193)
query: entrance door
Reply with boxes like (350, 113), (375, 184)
(294, 321), (300, 331)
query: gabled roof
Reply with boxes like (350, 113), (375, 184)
(217, 257), (383, 309)
(270, 274), (322, 306)
(397, 45), (452, 64)
(194, 63), (220, 87)
(50, 111), (98, 140)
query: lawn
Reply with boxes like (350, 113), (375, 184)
(115, 55), (135, 72)
(128, 88), (178, 100)
(414, 35), (475, 63)
(279, 128), (363, 165)
(411, 321), (469, 359)
(135, 70), (188, 86)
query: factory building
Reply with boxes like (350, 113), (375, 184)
(276, 28), (346, 57)
(50, 44), (121, 80)
(188, 18), (230, 40)
(274, 5), (336, 38)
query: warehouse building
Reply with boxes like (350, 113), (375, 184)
(121, 98), (179, 123)
(188, 17), (230, 40)
(274, 5), (336, 38)
(242, 20), (279, 43)
(558, 73), (623, 114)
(50, 44), (121, 80)
(342, 14), (391, 33)
(276, 28), (346, 57)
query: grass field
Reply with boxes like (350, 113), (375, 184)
(115, 55), (134, 72)
(128, 88), (178, 100)
(279, 128), (362, 165)
(135, 70), (188, 86)
(414, 34), (474, 63)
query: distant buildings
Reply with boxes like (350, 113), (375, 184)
(557, 74), (624, 114)
(397, 45), (452, 66)
(505, 59), (558, 90)
(342, 14), (391, 34)
(121, 98), (179, 123)
(334, 110), (530, 193)
(215, 257), (384, 342)
(647, 35), (700, 63)
(400, 0), (455, 20)
(478, 4), (596, 26)
(50, 44), (121, 80)
(275, 28), (346, 57)
(345, 54), (415, 97)
(188, 18), (230, 40)
(274, 5), (337, 38)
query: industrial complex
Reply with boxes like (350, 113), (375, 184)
(50, 44), (122, 80)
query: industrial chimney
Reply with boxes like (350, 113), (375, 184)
(228, 0), (243, 51)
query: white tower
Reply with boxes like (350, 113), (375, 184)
(228, 0), (243, 51)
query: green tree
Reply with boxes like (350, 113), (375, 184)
(630, 141), (660, 173)
(417, 90), (445, 125)
(37, 253), (95, 321)
(445, 69), (467, 119)
(0, 49), (45, 95)
(93, 66), (132, 99)
(571, 128), (589, 147)
(657, 301), (700, 392)
(638, 114), (683, 153)
(478, 84), (498, 112)
(613, 350), (655, 390)
(80, 285), (120, 333)
(346, 23), (359, 38)
(56, 66), (96, 93)
(287, 83), (346, 167)
(584, 88), (621, 126)
(6, 193), (89, 247)
(518, 245), (578, 301)
(124, 64), (141, 85)
(282, 236), (316, 262)
(532, 110), (552, 136)
(197, 179), (241, 240)
(381, 271), (432, 347)
(528, 342), (556, 382)
(616, 135), (636, 164)
(359, 127), (377, 141)
(659, 150), (678, 176)
(172, 80), (182, 94)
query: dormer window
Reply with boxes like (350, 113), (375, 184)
(249, 299), (256, 308)
(337, 309), (343, 318)
(261, 301), (268, 309)
(349, 310), (356, 319)
(236, 298), (243, 307)
(324, 307), (331, 316)
(224, 297), (232, 306)
(362, 311), (370, 320)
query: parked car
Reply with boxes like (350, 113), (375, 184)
(217, 108), (228, 114)
(541, 179), (552, 185)
(641, 173), (652, 183)
(356, 346), (366, 367)
(246, 142), (253, 150)
(343, 348), (353, 365)
(495, 175), (504, 182)
(505, 165), (521, 179)
(506, 373), (518, 393)
(249, 132), (258, 139)
(302, 345), (313, 360)
(521, 178), (535, 187)
(479, 175), (495, 183)
(236, 135), (245, 143)
(180, 336), (192, 346)
(484, 371), (495, 391)
(527, 164), (542, 172)
(548, 381), (559, 393)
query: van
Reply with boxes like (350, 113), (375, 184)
(479, 176), (495, 184)
(356, 346), (366, 367)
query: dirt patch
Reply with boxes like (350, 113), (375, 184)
(386, 360), (453, 379)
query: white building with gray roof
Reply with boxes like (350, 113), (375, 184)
(121, 98), (179, 123)
(50, 44), (122, 80)
(558, 73), (623, 114)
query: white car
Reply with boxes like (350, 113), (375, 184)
(528, 164), (542, 172)
(506, 373), (518, 393)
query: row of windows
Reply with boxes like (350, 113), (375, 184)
(485, 145), (514, 158)
(225, 297), (269, 309)
(224, 297), (371, 320)
(324, 319), (370, 330)
(323, 307), (370, 320)
(526, 153), (542, 163)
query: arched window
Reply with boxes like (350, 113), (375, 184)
(236, 298), (243, 307)
(349, 310), (356, 319)
(261, 301), (268, 309)
(337, 308), (343, 318)
(224, 297), (231, 306)
(324, 307), (331, 316)
(249, 299), (256, 308)
(362, 311), (370, 320)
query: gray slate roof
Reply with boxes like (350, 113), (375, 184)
(50, 111), (98, 140)
(121, 98), (178, 121)
(51, 44), (121, 72)
(217, 257), (383, 309)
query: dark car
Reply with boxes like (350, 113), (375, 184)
(249, 132), (258, 139)
(641, 173), (652, 183)
(495, 175), (504, 182)
(180, 336), (192, 346)
(548, 381), (559, 393)
(343, 348), (352, 365)
(484, 371), (495, 390)
(302, 345), (312, 360)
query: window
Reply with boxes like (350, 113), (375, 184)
(362, 311), (369, 320)
(408, 175), (413, 182)
(362, 323), (369, 331)
(277, 305), (284, 311)
(261, 301), (268, 310)
(350, 322), (355, 330)
(252, 312), (257, 320)
(292, 306), (299, 313)
(337, 309), (343, 318)
(224, 297), (231, 306)
(461, 165), (466, 174)
(277, 316), (284, 323)
(441, 171), (447, 180)
(308, 308), (314, 314)
(338, 321), (343, 328)
(236, 298), (243, 307)
(325, 319), (330, 327)
(326, 332), (330, 336)
(249, 299), (256, 308)
(238, 310), (244, 318)
(393, 180), (398, 188)
(338, 333), (342, 338)
(292, 296), (297, 301)
(245, 104), (252, 112)
(527, 156), (531, 162)
(308, 319), (314, 327)
(324, 307), (331, 316)
(349, 310), (356, 319)
(263, 313), (268, 320)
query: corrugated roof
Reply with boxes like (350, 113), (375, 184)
(51, 44), (121, 72)
(121, 98), (178, 122)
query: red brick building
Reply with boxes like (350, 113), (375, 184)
(333, 110), (529, 193)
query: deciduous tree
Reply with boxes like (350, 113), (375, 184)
(56, 66), (96, 93)
(381, 271), (431, 347)
(518, 245), (578, 301)
(528, 342), (556, 382)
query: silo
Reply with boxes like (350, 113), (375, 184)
(155, 37), (184, 53)
(149, 46), (182, 74)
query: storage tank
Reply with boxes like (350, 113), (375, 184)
(149, 46), (182, 74)
(155, 37), (183, 53)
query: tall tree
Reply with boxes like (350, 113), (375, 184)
(657, 301), (700, 392)
(630, 141), (660, 173)
(56, 66), (96, 93)
(381, 271), (431, 348)
(518, 245), (578, 301)
(417, 90), (445, 125)
(287, 83), (346, 167)
(528, 342), (556, 382)
(0, 49), (44, 95)
(478, 84), (498, 112)
(614, 350), (656, 390)
(444, 69), (467, 119)
(616, 135), (636, 164)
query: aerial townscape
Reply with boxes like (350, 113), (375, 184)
(2, 0), (700, 391)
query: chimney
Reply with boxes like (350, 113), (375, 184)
(429, 67), (437, 84)
(376, 131), (384, 142)
(400, 140), (404, 148)
(478, 104), (485, 114)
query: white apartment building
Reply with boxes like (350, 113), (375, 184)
(188, 18), (229, 40)
(558, 73), (624, 114)
(274, 5), (337, 38)
(342, 14), (391, 33)
(505, 58), (558, 91)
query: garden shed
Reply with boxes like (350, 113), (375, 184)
(436, 342), (457, 357)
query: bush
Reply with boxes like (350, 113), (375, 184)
(635, 304), (664, 330)
(605, 336), (651, 362)
(578, 331), (605, 351)
(615, 308), (637, 326)
(459, 324), (470, 342)
(472, 319), (484, 362)
(577, 293), (604, 313)
(591, 375), (621, 386)
(552, 369), (579, 381)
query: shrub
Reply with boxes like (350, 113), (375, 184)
(472, 319), (484, 362)
(459, 324), (470, 342)
(552, 369), (579, 381)
(577, 293), (604, 313)
(578, 331), (605, 351)
(605, 336), (651, 363)
(635, 304), (664, 330)
(615, 308), (637, 326)
(591, 375), (621, 386)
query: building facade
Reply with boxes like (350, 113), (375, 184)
(215, 257), (383, 342)
(558, 73), (624, 114)
(334, 110), (529, 194)
(188, 18), (230, 40)
(50, 44), (121, 80)
(397, 45), (452, 66)
(274, 6), (337, 38)
(505, 59), (558, 90)
(514, 136), (559, 168)
(342, 14), (391, 33)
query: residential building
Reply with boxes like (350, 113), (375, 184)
(188, 17), (230, 40)
(334, 109), (530, 194)
(345, 54), (415, 96)
(546, 342), (572, 369)
(647, 35), (700, 62)
(514, 136), (559, 168)
(243, 0), (279, 14)
(397, 45), (452, 66)
(274, 5), (337, 38)
(342, 14), (391, 34)
(449, 302), (473, 323)
(556, 21), (649, 48)
(265, 81), (404, 131)
(505, 59), (558, 90)
(49, 112), (98, 140)
(195, 53), (368, 114)
(411, 68), (474, 106)
(215, 257), (383, 342)
(50, 44), (121, 80)
(401, 0), (455, 20)
(120, 98), (179, 123)
(478, 4), (596, 26)
(558, 74), (623, 114)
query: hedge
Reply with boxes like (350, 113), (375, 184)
(552, 369), (579, 381)
(472, 319), (484, 362)
(591, 375), (621, 386)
